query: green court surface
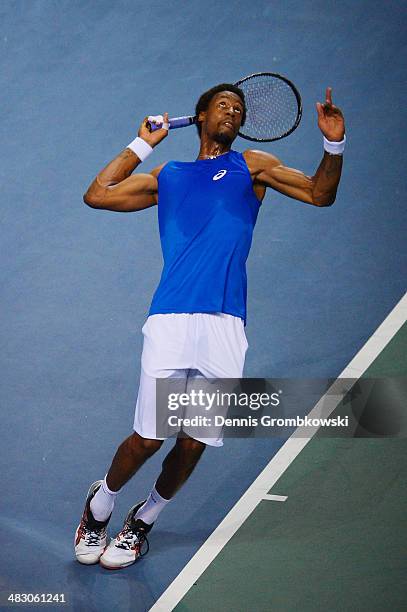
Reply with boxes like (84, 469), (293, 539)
(175, 324), (407, 611)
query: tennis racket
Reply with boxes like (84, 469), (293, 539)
(149, 72), (302, 142)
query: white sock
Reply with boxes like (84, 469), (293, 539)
(135, 484), (170, 525)
(90, 476), (121, 522)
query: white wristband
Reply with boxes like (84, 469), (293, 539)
(127, 136), (153, 162)
(323, 134), (346, 155)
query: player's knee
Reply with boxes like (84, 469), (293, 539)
(128, 432), (163, 457)
(175, 437), (206, 466)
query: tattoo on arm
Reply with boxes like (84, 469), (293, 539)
(121, 148), (136, 160)
(97, 148), (141, 186)
(84, 147), (142, 206)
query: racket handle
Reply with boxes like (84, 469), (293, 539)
(149, 115), (195, 131)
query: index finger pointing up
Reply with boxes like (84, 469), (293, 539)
(325, 87), (333, 105)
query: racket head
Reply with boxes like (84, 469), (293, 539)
(235, 72), (302, 142)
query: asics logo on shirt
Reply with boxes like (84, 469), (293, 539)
(212, 170), (227, 181)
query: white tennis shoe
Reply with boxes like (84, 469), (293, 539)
(74, 480), (111, 565)
(99, 501), (152, 570)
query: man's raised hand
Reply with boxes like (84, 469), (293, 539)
(316, 88), (345, 142)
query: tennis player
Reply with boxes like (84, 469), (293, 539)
(75, 84), (345, 569)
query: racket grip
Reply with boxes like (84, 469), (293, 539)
(150, 116), (195, 131)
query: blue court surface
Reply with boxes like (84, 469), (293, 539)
(1, 1), (406, 611)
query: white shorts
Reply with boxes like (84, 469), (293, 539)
(133, 313), (248, 447)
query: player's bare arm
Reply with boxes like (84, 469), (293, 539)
(244, 87), (345, 206)
(83, 113), (169, 212)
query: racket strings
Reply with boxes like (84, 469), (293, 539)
(238, 75), (300, 141)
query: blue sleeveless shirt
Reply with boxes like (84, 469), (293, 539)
(149, 150), (261, 323)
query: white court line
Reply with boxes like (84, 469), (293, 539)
(263, 494), (287, 502)
(150, 292), (407, 612)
